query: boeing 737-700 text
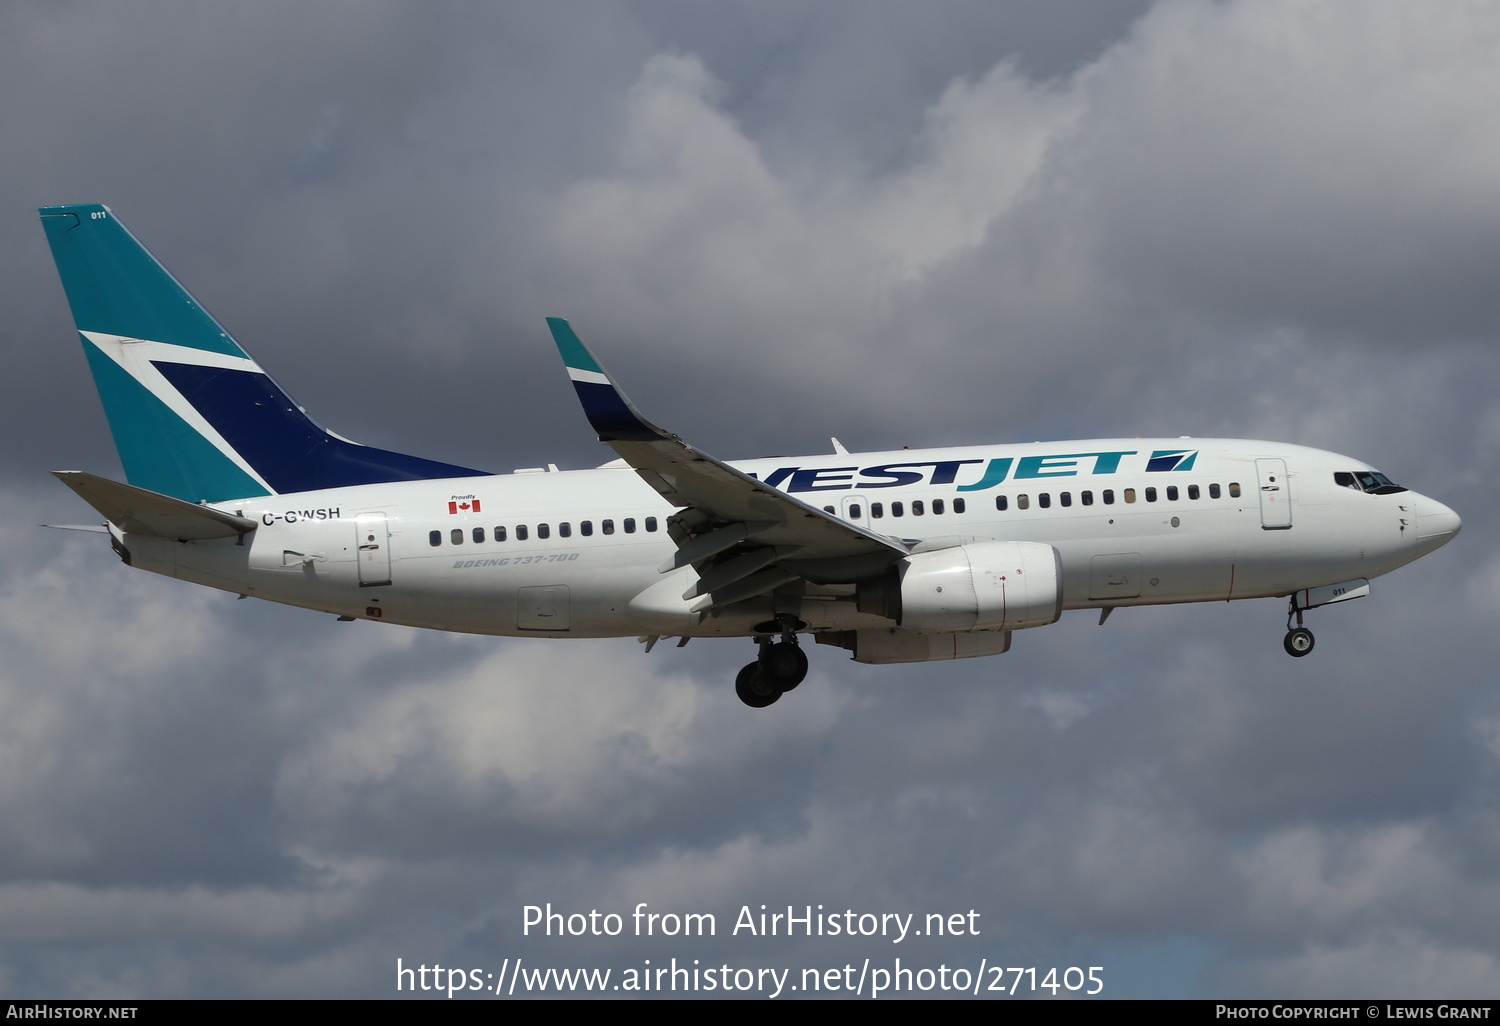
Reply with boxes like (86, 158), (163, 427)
(40, 204), (1462, 707)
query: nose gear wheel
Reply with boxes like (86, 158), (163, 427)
(1283, 596), (1316, 658)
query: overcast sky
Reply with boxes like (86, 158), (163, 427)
(2, 0), (1497, 1000)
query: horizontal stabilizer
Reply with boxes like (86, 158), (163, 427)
(53, 471), (257, 540)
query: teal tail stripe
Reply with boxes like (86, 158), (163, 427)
(40, 204), (248, 358)
(547, 316), (604, 375)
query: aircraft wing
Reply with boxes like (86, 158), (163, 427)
(548, 319), (907, 610)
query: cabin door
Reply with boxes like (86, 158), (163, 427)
(1255, 459), (1292, 530)
(356, 513), (392, 586)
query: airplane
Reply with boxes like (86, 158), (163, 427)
(39, 203), (1462, 707)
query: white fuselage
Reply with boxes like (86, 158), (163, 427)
(119, 438), (1458, 640)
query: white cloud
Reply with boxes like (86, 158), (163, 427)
(276, 639), (848, 849)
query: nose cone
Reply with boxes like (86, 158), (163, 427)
(1415, 495), (1462, 557)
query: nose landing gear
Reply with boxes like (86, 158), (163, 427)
(735, 616), (809, 707)
(1277, 579), (1371, 658)
(1283, 596), (1315, 657)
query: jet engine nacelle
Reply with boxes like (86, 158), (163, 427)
(815, 627), (1013, 664)
(887, 540), (1063, 632)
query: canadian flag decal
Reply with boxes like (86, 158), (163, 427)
(448, 496), (481, 514)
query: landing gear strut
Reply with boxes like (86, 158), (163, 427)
(1283, 596), (1315, 658)
(735, 616), (808, 707)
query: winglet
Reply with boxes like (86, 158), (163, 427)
(543, 319), (909, 576)
(547, 318), (671, 442)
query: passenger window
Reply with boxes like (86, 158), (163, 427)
(602, 520), (614, 535)
(473, 527), (486, 543)
(932, 499), (944, 515)
(429, 530), (441, 547)
(1166, 486), (1179, 501)
(871, 502), (883, 518)
(537, 523), (550, 539)
(1145, 487), (1157, 502)
(495, 526), (507, 542)
(1229, 482), (1242, 498)
(1017, 494), (1030, 510)
(451, 528), (463, 545)
(580, 521), (592, 536)
(1103, 489), (1115, 504)
(624, 518), (636, 534)
(953, 498), (965, 514)
(516, 525), (529, 541)
(1188, 485), (1200, 500)
(823, 506), (835, 514)
(996, 496), (1008, 511)
(1060, 492), (1072, 507)
(892, 502), (904, 517)
(559, 523), (571, 538)
(848, 503), (863, 519)
(1039, 493), (1051, 508)
(645, 517), (658, 532)
(912, 500), (924, 516)
(1209, 483), (1221, 499)
(1081, 491), (1093, 506)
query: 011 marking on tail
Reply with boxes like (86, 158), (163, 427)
(40, 204), (1462, 707)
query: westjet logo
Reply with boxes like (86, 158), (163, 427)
(745, 449), (1201, 494)
(1145, 449), (1198, 473)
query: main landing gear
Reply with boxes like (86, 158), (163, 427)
(735, 616), (809, 708)
(1283, 596), (1315, 658)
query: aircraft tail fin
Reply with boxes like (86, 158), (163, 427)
(40, 204), (488, 502)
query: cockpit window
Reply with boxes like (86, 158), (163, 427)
(1338, 470), (1407, 495)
